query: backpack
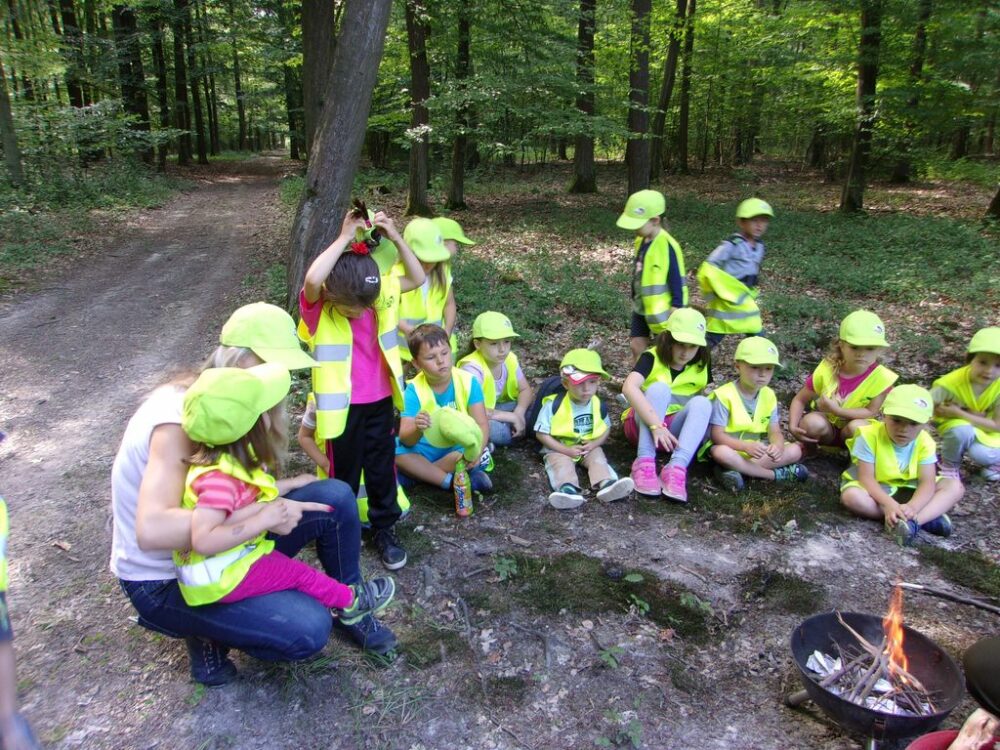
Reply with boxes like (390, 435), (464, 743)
(525, 375), (609, 443)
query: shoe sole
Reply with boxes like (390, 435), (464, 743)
(381, 555), (407, 571)
(596, 478), (634, 503)
(662, 487), (688, 503)
(549, 492), (585, 509)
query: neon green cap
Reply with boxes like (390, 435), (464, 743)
(403, 218), (450, 263)
(560, 348), (610, 380)
(839, 310), (888, 347)
(882, 384), (933, 424)
(616, 190), (665, 230)
(182, 363), (290, 446)
(736, 198), (774, 219)
(665, 308), (707, 347)
(735, 336), (781, 366)
(968, 327), (1000, 356)
(472, 311), (519, 340)
(220, 303), (316, 370)
(432, 217), (475, 246)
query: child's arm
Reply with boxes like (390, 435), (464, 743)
(856, 459), (904, 524)
(536, 431), (584, 458)
(469, 402), (490, 455)
(275, 474), (317, 494)
(900, 462), (939, 519)
(297, 422), (331, 475)
(766, 421), (785, 460)
(623, 372), (678, 452)
(510, 374), (534, 437)
(443, 287), (457, 336)
(398, 413), (430, 447)
(190, 503), (278, 556)
(376, 213), (425, 293)
(788, 385), (819, 443)
(935, 401), (1000, 432)
(710, 424), (767, 459)
(303, 211), (366, 304)
(821, 390), (889, 422)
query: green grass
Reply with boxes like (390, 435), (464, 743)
(740, 566), (826, 615)
(920, 155), (1000, 189)
(919, 547), (1000, 600)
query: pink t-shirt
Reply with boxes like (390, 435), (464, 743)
(299, 291), (392, 405)
(190, 470), (259, 513)
(805, 361), (887, 400)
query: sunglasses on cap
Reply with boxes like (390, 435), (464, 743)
(562, 366), (600, 384)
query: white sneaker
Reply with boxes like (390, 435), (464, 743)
(595, 477), (635, 503)
(549, 488), (585, 509)
(982, 465), (1000, 482)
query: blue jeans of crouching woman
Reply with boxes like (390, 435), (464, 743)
(120, 479), (362, 662)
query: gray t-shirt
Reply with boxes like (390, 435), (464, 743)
(710, 389), (779, 428)
(706, 234), (765, 285)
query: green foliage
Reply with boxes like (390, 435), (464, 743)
(493, 555), (519, 581)
(919, 547), (1000, 601)
(598, 645), (626, 669)
(278, 176), (305, 209)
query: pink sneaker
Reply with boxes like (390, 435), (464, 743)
(631, 457), (659, 497)
(660, 464), (688, 504)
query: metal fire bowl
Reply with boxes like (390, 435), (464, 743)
(790, 611), (964, 743)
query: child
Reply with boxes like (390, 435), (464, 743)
(616, 190), (688, 361)
(932, 326), (1000, 481)
(433, 216), (475, 260)
(707, 336), (809, 492)
(458, 311), (534, 449)
(300, 208), (425, 570)
(622, 308), (712, 503)
(534, 349), (634, 509)
(789, 310), (897, 447)
(696, 198), (772, 347)
(397, 218), (456, 362)
(396, 324), (493, 492)
(176, 364), (396, 620)
(840, 384), (964, 546)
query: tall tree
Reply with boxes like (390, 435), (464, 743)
(404, 0), (432, 216)
(58, 0), (88, 108)
(227, 0), (247, 150)
(301, 0), (338, 158)
(172, 0), (192, 164)
(625, 0), (651, 194)
(675, 0), (695, 175)
(649, 0), (686, 181)
(287, 0), (394, 304)
(111, 4), (152, 163)
(184, 1), (207, 164)
(987, 184), (1000, 220)
(445, 0), (471, 209)
(890, 0), (932, 183)
(840, 0), (883, 213)
(0, 54), (25, 186)
(148, 4), (170, 171)
(568, 0), (597, 194)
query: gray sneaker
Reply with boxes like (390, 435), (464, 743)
(549, 483), (585, 509)
(713, 465), (745, 493)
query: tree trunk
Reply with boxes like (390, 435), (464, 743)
(625, 0), (651, 194)
(277, 2), (303, 160)
(184, 3), (207, 164)
(675, 0), (696, 175)
(568, 0), (597, 194)
(649, 0), (686, 181)
(404, 0), (432, 216)
(301, 0), (339, 159)
(194, 0), (219, 155)
(986, 184), (1000, 221)
(286, 0), (394, 306)
(446, 1), (471, 209)
(172, 0), (192, 165)
(58, 0), (87, 108)
(227, 0), (246, 151)
(840, 0), (883, 213)
(111, 4), (153, 163)
(149, 6), (170, 171)
(0, 55), (25, 187)
(890, 0), (931, 184)
(6, 0), (36, 101)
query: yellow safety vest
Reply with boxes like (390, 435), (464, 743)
(623, 351), (709, 422)
(933, 366), (1000, 448)
(712, 381), (776, 440)
(0, 499), (8, 593)
(175, 456), (278, 606)
(456, 350), (521, 410)
(810, 360), (898, 429)
(544, 393), (608, 453)
(298, 273), (405, 440)
(411, 367), (474, 418)
(396, 262), (453, 362)
(696, 261), (761, 335)
(841, 420), (937, 491)
(635, 230), (688, 334)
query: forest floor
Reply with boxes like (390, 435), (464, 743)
(0, 154), (998, 750)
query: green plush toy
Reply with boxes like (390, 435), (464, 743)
(424, 407), (481, 462)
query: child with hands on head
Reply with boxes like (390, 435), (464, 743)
(707, 336), (809, 492)
(534, 349), (634, 509)
(840, 384), (963, 546)
(299, 206), (425, 571)
(395, 324), (493, 493)
(458, 311), (534, 450)
(622, 307), (713, 503)
(789, 310), (897, 449)
(176, 364), (396, 623)
(932, 326), (1000, 481)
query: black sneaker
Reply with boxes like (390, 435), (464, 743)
(374, 527), (407, 570)
(185, 636), (238, 687)
(332, 613), (399, 656)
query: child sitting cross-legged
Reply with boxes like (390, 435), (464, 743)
(534, 349), (634, 509)
(840, 384), (964, 546)
(707, 336), (809, 492)
(395, 324), (493, 493)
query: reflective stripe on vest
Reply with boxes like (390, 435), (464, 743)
(411, 368), (474, 417)
(842, 420), (936, 488)
(696, 261), (762, 334)
(174, 456), (278, 606)
(712, 381), (776, 440)
(545, 393), (608, 448)
(933, 366), (1000, 448)
(0, 499), (8, 593)
(636, 231), (688, 334)
(456, 350), (521, 410)
(640, 349), (709, 417)
(811, 360), (898, 429)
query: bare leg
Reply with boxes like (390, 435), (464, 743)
(800, 411), (838, 445)
(912, 478), (964, 525)
(841, 418), (869, 441)
(710, 443), (803, 479)
(840, 486), (885, 520)
(396, 451), (462, 487)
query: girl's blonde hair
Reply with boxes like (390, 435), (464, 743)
(823, 339), (848, 375)
(428, 262), (448, 293)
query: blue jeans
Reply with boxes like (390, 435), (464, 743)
(120, 478), (361, 661)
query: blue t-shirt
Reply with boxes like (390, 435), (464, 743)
(397, 377), (485, 460)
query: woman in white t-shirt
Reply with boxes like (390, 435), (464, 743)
(110, 303), (397, 686)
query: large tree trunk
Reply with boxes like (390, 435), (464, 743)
(840, 0), (883, 213)
(301, 0), (339, 159)
(568, 0), (597, 194)
(193, 0), (219, 155)
(5, 0), (36, 101)
(987, 184), (1000, 220)
(404, 0), (432, 216)
(172, 0), (192, 165)
(226, 0), (246, 150)
(446, 1), (471, 209)
(649, 0), (686, 181)
(890, 0), (931, 183)
(0, 55), (25, 187)
(149, 7), (170, 171)
(112, 4), (152, 163)
(286, 0), (393, 306)
(675, 0), (695, 175)
(625, 0), (651, 194)
(58, 0), (87, 108)
(184, 2), (207, 163)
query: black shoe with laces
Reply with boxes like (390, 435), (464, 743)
(331, 613), (399, 656)
(373, 527), (407, 570)
(185, 636), (238, 687)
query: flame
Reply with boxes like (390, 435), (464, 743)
(882, 585), (909, 677)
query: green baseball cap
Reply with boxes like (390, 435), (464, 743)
(968, 327), (1000, 356)
(616, 190), (665, 230)
(220, 303), (316, 370)
(665, 308), (707, 347)
(882, 384), (933, 424)
(423, 406), (482, 461)
(472, 311), (519, 340)
(182, 363), (291, 446)
(839, 310), (888, 347)
(736, 198), (774, 219)
(560, 348), (610, 382)
(735, 336), (781, 366)
(403, 217), (450, 263)
(432, 217), (475, 246)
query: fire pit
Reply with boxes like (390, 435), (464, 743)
(788, 609), (964, 749)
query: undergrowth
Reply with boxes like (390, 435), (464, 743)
(919, 547), (1000, 600)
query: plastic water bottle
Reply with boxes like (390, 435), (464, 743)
(453, 459), (473, 517)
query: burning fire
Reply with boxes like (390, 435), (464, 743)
(882, 585), (909, 678)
